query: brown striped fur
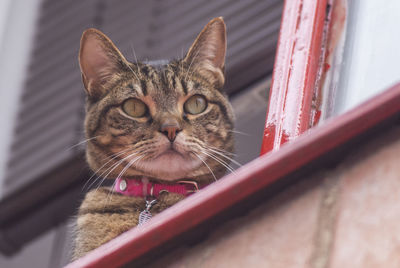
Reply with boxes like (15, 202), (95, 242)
(73, 18), (234, 259)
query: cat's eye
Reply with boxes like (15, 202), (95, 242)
(184, 95), (207, 115)
(122, 98), (147, 118)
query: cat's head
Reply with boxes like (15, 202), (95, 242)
(79, 17), (234, 184)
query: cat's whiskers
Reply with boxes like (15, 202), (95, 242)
(200, 149), (235, 174)
(130, 44), (143, 77)
(179, 49), (185, 73)
(186, 138), (236, 157)
(82, 148), (133, 191)
(116, 155), (145, 181)
(98, 147), (131, 162)
(192, 151), (217, 182)
(127, 63), (141, 82)
(66, 136), (100, 151)
(227, 130), (251, 136)
(92, 152), (139, 195)
(89, 150), (138, 192)
(204, 146), (242, 167)
(190, 141), (240, 176)
(104, 154), (145, 207)
(204, 144), (236, 156)
(96, 151), (139, 185)
(130, 44), (139, 63)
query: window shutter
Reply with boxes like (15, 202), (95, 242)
(3, 0), (97, 196)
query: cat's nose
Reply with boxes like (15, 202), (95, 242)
(160, 119), (181, 142)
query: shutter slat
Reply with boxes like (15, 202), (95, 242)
(16, 84), (82, 135)
(25, 59), (79, 99)
(22, 72), (81, 111)
(8, 126), (77, 176)
(6, 147), (74, 190)
(10, 103), (81, 163)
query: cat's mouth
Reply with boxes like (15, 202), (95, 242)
(157, 146), (184, 158)
(153, 144), (192, 163)
(136, 141), (202, 180)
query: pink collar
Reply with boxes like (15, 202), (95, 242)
(114, 177), (200, 198)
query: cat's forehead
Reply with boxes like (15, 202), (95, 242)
(131, 61), (197, 97)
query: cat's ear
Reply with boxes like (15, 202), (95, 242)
(184, 17), (227, 88)
(79, 28), (129, 99)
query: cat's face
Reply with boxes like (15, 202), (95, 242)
(79, 18), (234, 183)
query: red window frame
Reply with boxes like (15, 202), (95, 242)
(66, 1), (400, 267)
(261, 0), (332, 154)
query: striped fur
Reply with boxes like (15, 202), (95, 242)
(73, 18), (234, 259)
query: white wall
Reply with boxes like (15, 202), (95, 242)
(0, 0), (42, 195)
(0, 1), (12, 44)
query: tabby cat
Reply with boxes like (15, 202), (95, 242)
(73, 17), (234, 259)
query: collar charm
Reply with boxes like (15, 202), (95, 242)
(138, 199), (157, 225)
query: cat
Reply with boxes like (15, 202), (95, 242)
(72, 17), (235, 260)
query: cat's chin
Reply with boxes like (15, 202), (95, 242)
(139, 150), (202, 181)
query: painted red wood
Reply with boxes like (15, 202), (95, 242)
(66, 83), (400, 268)
(261, 0), (330, 154)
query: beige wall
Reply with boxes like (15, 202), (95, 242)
(148, 126), (400, 268)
